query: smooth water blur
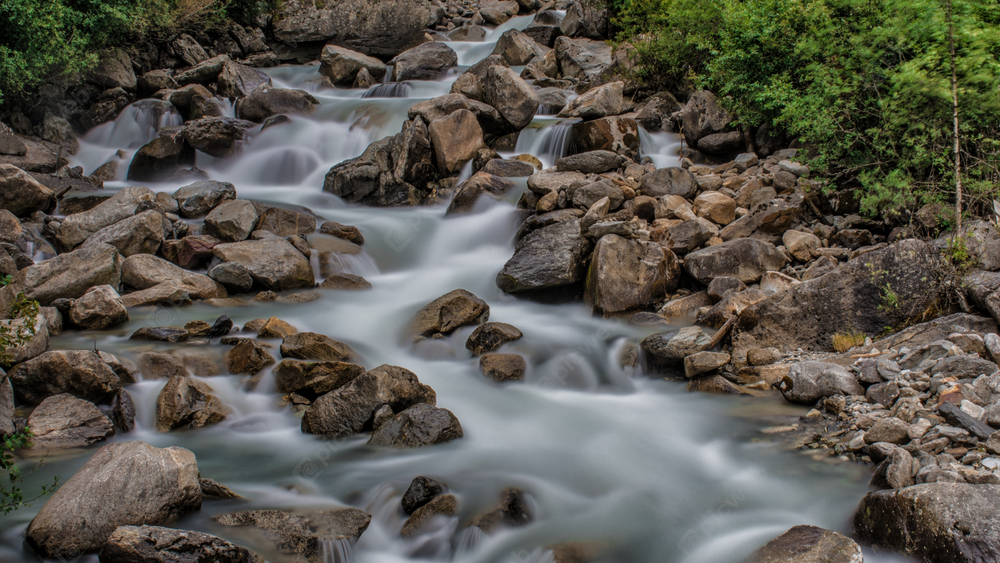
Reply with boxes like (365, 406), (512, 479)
(1, 18), (913, 563)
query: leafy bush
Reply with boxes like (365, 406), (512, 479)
(0, 292), (39, 367)
(612, 0), (1000, 218)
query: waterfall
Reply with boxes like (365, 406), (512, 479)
(362, 82), (412, 98)
(319, 537), (353, 563)
(455, 525), (486, 556)
(514, 121), (575, 167)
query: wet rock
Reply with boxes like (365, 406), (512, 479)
(302, 365), (436, 437)
(469, 487), (532, 533)
(218, 511), (370, 563)
(685, 239), (788, 284)
(585, 235), (680, 315)
(559, 81), (623, 119)
(204, 199), (259, 242)
(744, 525), (862, 563)
(640, 326), (712, 366)
(569, 117), (640, 160)
(183, 117), (254, 159)
(409, 289), (489, 338)
(225, 340), (275, 375)
(320, 45), (387, 85)
(9, 350), (120, 405)
(429, 109), (484, 175)
(120, 254), (226, 306)
(275, 360), (365, 399)
(130, 327), (191, 342)
(0, 164), (55, 217)
(369, 403), (463, 447)
(160, 235), (223, 270)
(554, 37), (612, 81)
(68, 285), (128, 330)
(172, 180), (236, 218)
(81, 209), (165, 257)
(855, 483), (1000, 562)
(127, 127), (196, 182)
(684, 351), (730, 378)
(393, 42), (457, 81)
(466, 322), (523, 355)
(25, 441), (201, 558)
(217, 60), (272, 99)
(255, 317), (296, 340)
(556, 150), (622, 175)
(493, 29), (548, 66)
(319, 222), (364, 245)
(280, 332), (360, 363)
(255, 207), (317, 237)
(402, 476), (448, 515)
(26, 393), (115, 449)
(778, 361), (864, 404)
(483, 66), (539, 130)
(212, 238), (314, 291)
(100, 525), (260, 563)
(53, 185), (155, 250)
(497, 216), (592, 293)
(401, 494), (458, 538)
(481, 158), (535, 177)
(235, 86), (319, 122)
(155, 375), (231, 432)
(210, 262), (254, 293)
(320, 274), (372, 290)
(480, 353), (527, 382)
(138, 352), (187, 380)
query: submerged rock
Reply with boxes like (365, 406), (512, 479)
(213, 508), (371, 561)
(100, 525), (261, 563)
(745, 525), (862, 563)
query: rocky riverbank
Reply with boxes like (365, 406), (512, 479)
(2, 0), (1000, 561)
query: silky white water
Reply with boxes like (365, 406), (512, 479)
(0, 18), (914, 563)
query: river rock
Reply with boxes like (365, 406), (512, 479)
(256, 206), (317, 236)
(393, 42), (458, 81)
(172, 180), (236, 218)
(497, 216), (592, 293)
(693, 192), (736, 225)
(777, 361), (864, 404)
(481, 158), (535, 177)
(855, 483), (1000, 562)
(569, 117), (640, 160)
(320, 273), (372, 290)
(493, 29), (548, 66)
(55, 185), (155, 250)
(155, 375), (231, 432)
(657, 219), (714, 255)
(0, 376), (14, 436)
(183, 117), (255, 158)
(25, 441), (201, 558)
(683, 351), (730, 378)
(470, 487), (532, 533)
(9, 350), (121, 405)
(736, 239), (944, 351)
(0, 164), (55, 217)
(302, 365), (436, 437)
(684, 239), (788, 284)
(160, 235), (222, 270)
(558, 81), (624, 119)
(213, 508), (371, 560)
(446, 171), (513, 214)
(409, 289), (489, 338)
(483, 66), (540, 130)
(225, 340), (275, 375)
(217, 60), (272, 99)
(429, 109), (484, 175)
(556, 150), (622, 175)
(479, 0), (519, 24)
(554, 37), (612, 81)
(640, 168), (697, 199)
(720, 198), (802, 241)
(204, 199), (258, 242)
(402, 476), (448, 514)
(1, 313), (48, 366)
(369, 403), (463, 447)
(745, 525), (862, 563)
(479, 353), (526, 382)
(274, 360), (365, 399)
(212, 238), (314, 291)
(280, 332), (360, 363)
(466, 322), (523, 355)
(68, 285), (128, 330)
(138, 352), (187, 380)
(640, 326), (712, 366)
(320, 45), (387, 85)
(100, 525), (261, 563)
(864, 417), (910, 444)
(674, 90), (735, 147)
(130, 327), (191, 342)
(401, 494), (458, 538)
(235, 86), (319, 122)
(585, 235), (680, 315)
(26, 393), (115, 449)
(0, 243), (121, 312)
(81, 209), (165, 257)
(127, 127), (196, 182)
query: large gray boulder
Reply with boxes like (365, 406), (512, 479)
(183, 117), (256, 158)
(855, 484), (1000, 562)
(554, 37), (612, 81)
(0, 164), (55, 217)
(392, 42), (458, 81)
(744, 525), (862, 563)
(558, 81), (623, 119)
(319, 45), (387, 85)
(127, 127), (195, 182)
(212, 238), (314, 291)
(26, 393), (115, 449)
(100, 525), (261, 563)
(640, 326), (712, 366)
(55, 186), (155, 250)
(778, 361), (864, 404)
(559, 0), (609, 39)
(8, 350), (122, 405)
(204, 199), (259, 242)
(497, 214), (593, 293)
(0, 243), (121, 312)
(639, 167), (698, 199)
(585, 235), (680, 315)
(25, 441), (201, 558)
(684, 238), (788, 284)
(216, 60), (272, 99)
(368, 403), (463, 447)
(568, 116), (640, 160)
(482, 66), (539, 130)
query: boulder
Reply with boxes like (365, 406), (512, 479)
(737, 239), (944, 351)
(569, 117), (641, 160)
(482, 66), (540, 130)
(466, 322), (523, 355)
(392, 42), (458, 81)
(693, 192), (736, 225)
(0, 243), (121, 310)
(0, 376), (14, 435)
(320, 273), (372, 290)
(81, 209), (165, 257)
(719, 198), (801, 241)
(274, 360), (365, 399)
(744, 525), (862, 563)
(1, 313), (48, 365)
(87, 49), (136, 91)
(401, 494), (458, 538)
(554, 37), (612, 81)
(493, 29), (549, 66)
(25, 441), (201, 558)
(280, 332), (360, 363)
(0, 164), (55, 216)
(481, 159), (535, 177)
(480, 353), (526, 382)
(172, 180), (236, 218)
(213, 508), (370, 560)
(560, 0), (608, 39)
(674, 90), (735, 147)
(155, 375), (231, 432)
(8, 350), (120, 405)
(783, 230), (820, 262)
(658, 219), (714, 255)
(640, 326), (712, 366)
(368, 403), (463, 447)
(684, 238), (788, 284)
(585, 235), (680, 315)
(127, 127), (195, 182)
(469, 487), (532, 533)
(183, 117), (255, 158)
(138, 352), (187, 380)
(558, 81), (623, 119)
(698, 131), (743, 155)
(778, 361), (864, 404)
(855, 484), (1000, 562)
(556, 150), (621, 174)
(0, 122), (26, 157)
(100, 525), (261, 563)
(130, 327), (191, 343)
(302, 364), (436, 436)
(212, 238), (314, 291)
(446, 171), (513, 214)
(258, 317), (298, 339)
(429, 109), (484, 175)
(320, 45), (387, 85)
(120, 254), (226, 305)
(26, 393), (115, 449)
(255, 206), (317, 236)
(234, 86), (319, 123)
(225, 340), (275, 375)
(68, 285), (128, 330)
(203, 199), (258, 242)
(217, 60), (272, 99)
(402, 476), (448, 514)
(56, 186), (158, 251)
(497, 216), (593, 293)
(639, 167), (697, 199)
(409, 289), (489, 338)
(683, 351), (730, 378)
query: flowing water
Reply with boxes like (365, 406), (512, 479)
(0, 16), (913, 563)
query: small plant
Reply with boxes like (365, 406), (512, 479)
(1, 427), (60, 515)
(0, 292), (40, 367)
(878, 283), (902, 312)
(944, 234), (977, 274)
(0, 275), (11, 287)
(832, 330), (867, 353)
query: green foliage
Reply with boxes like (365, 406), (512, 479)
(612, 0), (1000, 218)
(0, 292), (40, 367)
(0, 275), (11, 287)
(878, 283), (901, 312)
(0, 428), (60, 515)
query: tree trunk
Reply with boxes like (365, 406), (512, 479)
(948, 0), (962, 233)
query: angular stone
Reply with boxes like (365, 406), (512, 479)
(26, 393), (115, 449)
(155, 376), (231, 432)
(558, 81), (623, 119)
(585, 235), (680, 315)
(402, 476), (447, 515)
(225, 340), (275, 375)
(685, 238), (788, 284)
(497, 217), (592, 293)
(217, 60), (272, 99)
(466, 322), (523, 355)
(81, 209), (165, 257)
(280, 332), (360, 362)
(9, 350), (120, 405)
(100, 525), (260, 563)
(778, 361), (864, 404)
(255, 206), (317, 237)
(368, 403), (463, 447)
(483, 66), (539, 130)
(68, 285), (128, 330)
(744, 525), (862, 563)
(212, 238), (314, 291)
(409, 289), (489, 338)
(320, 45), (387, 85)
(640, 326), (712, 366)
(0, 164), (55, 217)
(429, 109), (484, 175)
(480, 353), (526, 382)
(639, 167), (697, 199)
(392, 42), (457, 81)
(401, 494), (458, 538)
(234, 86), (318, 123)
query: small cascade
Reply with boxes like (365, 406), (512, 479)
(84, 99), (183, 149)
(454, 525), (486, 557)
(514, 121), (575, 167)
(362, 82), (412, 98)
(319, 537), (353, 563)
(535, 104), (561, 116)
(456, 159), (474, 184)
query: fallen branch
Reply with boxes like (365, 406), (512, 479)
(708, 316), (735, 349)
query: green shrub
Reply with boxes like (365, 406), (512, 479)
(0, 428), (60, 515)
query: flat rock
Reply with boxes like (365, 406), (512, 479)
(744, 525), (862, 563)
(466, 322), (523, 355)
(100, 525), (261, 563)
(480, 353), (526, 382)
(213, 508), (371, 560)
(212, 238), (314, 291)
(26, 393), (115, 449)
